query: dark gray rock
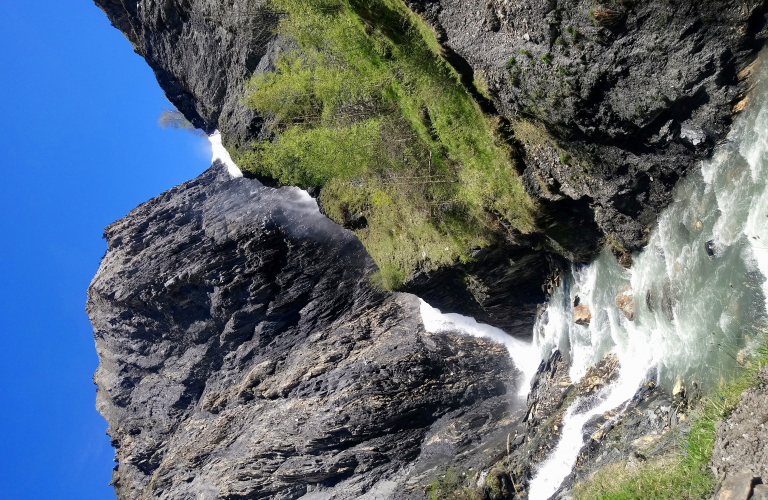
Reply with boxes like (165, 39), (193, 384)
(87, 163), (525, 499)
(93, 0), (280, 148)
(402, 0), (768, 250)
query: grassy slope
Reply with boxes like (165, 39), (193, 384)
(238, 0), (537, 288)
(575, 334), (768, 500)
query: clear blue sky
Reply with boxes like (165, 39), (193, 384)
(0, 1), (211, 498)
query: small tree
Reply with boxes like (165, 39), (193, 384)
(158, 109), (204, 136)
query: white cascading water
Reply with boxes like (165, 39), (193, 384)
(421, 56), (768, 499)
(204, 57), (767, 496)
(210, 131), (243, 178)
(420, 300), (541, 396)
(525, 56), (768, 499)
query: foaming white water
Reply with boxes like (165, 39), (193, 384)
(528, 56), (768, 498)
(419, 299), (539, 395)
(209, 131), (243, 178)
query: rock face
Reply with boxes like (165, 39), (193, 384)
(573, 303), (591, 326)
(87, 163), (524, 499)
(711, 367), (768, 484)
(92, 0), (768, 332)
(403, 0), (768, 250)
(93, 0), (280, 148)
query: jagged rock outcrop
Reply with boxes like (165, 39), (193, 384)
(87, 163), (526, 499)
(92, 0), (768, 333)
(711, 367), (768, 484)
(93, 0), (280, 147)
(403, 0), (768, 250)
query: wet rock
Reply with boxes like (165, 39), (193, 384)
(574, 303), (592, 326)
(706, 239), (718, 258)
(646, 289), (654, 312)
(615, 285), (635, 321)
(525, 351), (571, 429)
(712, 470), (756, 500)
(577, 354), (619, 396)
(611, 246), (633, 269)
(661, 279), (676, 321)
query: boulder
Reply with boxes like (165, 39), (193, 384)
(616, 285), (635, 321)
(574, 304), (592, 326)
(712, 470), (756, 500)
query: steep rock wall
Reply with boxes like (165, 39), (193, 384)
(403, 0), (768, 250)
(87, 164), (524, 499)
(92, 0), (768, 331)
(93, 0), (279, 147)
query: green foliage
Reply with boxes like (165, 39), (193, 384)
(507, 56), (517, 68)
(241, 0), (536, 288)
(540, 53), (552, 65)
(426, 468), (481, 500)
(158, 109), (204, 136)
(575, 332), (768, 500)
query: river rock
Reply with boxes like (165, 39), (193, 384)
(662, 279), (676, 321)
(574, 304), (592, 326)
(706, 239), (718, 258)
(616, 285), (635, 321)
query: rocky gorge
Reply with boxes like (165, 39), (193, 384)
(89, 0), (768, 499)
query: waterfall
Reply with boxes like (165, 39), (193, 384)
(419, 300), (540, 396)
(527, 56), (768, 499)
(209, 131), (243, 178)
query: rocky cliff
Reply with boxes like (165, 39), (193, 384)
(89, 0), (768, 498)
(93, 0), (768, 331)
(88, 163), (527, 499)
(403, 0), (767, 250)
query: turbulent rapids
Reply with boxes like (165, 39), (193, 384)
(421, 56), (768, 499)
(526, 59), (768, 498)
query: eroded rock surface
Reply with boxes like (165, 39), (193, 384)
(711, 367), (768, 484)
(93, 0), (279, 147)
(87, 163), (525, 499)
(403, 0), (768, 250)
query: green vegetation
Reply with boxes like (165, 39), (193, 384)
(426, 468), (481, 500)
(158, 109), (204, 136)
(575, 333), (768, 500)
(239, 0), (536, 288)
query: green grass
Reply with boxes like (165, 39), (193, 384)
(574, 333), (768, 500)
(238, 0), (536, 288)
(426, 468), (481, 500)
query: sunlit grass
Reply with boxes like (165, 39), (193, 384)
(238, 0), (536, 288)
(575, 331), (768, 500)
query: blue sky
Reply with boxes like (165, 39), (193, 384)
(0, 1), (211, 498)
